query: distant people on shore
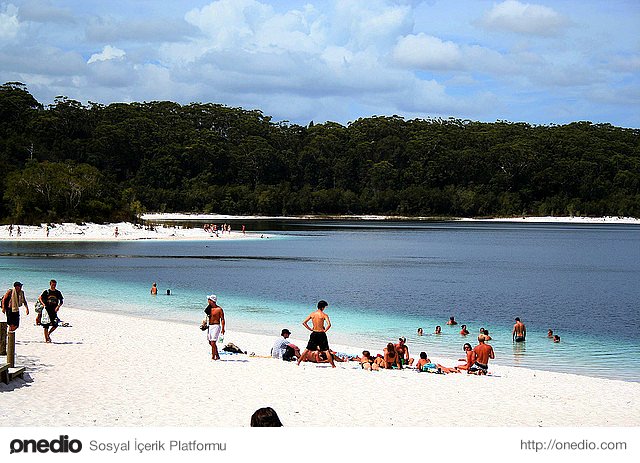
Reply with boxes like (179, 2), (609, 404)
(446, 316), (457, 325)
(150, 282), (157, 295)
(460, 324), (469, 336)
(271, 328), (300, 361)
(205, 294), (225, 360)
(435, 325), (442, 334)
(513, 317), (526, 342)
(470, 336), (495, 375)
(250, 407), (283, 427)
(8, 224), (13, 236)
(395, 336), (414, 366)
(1, 281), (29, 331)
(39, 279), (63, 343)
(114, 226), (119, 238)
(297, 300), (335, 368)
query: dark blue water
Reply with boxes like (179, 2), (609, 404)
(1, 220), (639, 381)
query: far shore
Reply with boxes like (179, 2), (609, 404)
(1, 215), (637, 242)
(142, 212), (640, 224)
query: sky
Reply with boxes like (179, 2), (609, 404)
(1, 0), (639, 127)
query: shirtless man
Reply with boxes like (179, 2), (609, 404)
(297, 300), (335, 368)
(205, 295), (225, 360)
(460, 324), (469, 335)
(512, 317), (526, 342)
(394, 337), (414, 366)
(470, 336), (495, 375)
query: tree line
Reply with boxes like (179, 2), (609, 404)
(1, 81), (639, 224)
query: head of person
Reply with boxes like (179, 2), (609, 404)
(461, 324), (467, 329)
(281, 328), (291, 338)
(435, 325), (441, 333)
(463, 343), (472, 351)
(13, 281), (22, 291)
(449, 316), (455, 321)
(49, 279), (57, 289)
(478, 335), (486, 343)
(417, 327), (423, 335)
(515, 317), (521, 322)
(484, 329), (489, 335)
(207, 294), (217, 305)
(317, 300), (328, 311)
(386, 342), (395, 353)
(548, 329), (553, 335)
(420, 351), (427, 360)
(480, 327), (485, 333)
(250, 407), (283, 427)
(152, 282), (157, 287)
(553, 335), (560, 343)
(362, 350), (371, 358)
(398, 336), (406, 345)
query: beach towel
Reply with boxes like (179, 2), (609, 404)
(10, 288), (24, 313)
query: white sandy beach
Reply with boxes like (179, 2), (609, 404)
(1, 307), (639, 427)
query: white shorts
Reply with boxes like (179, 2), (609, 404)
(208, 324), (221, 342)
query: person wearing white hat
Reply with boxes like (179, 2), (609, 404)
(204, 294), (225, 360)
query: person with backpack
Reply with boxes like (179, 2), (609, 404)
(1, 281), (29, 331)
(38, 279), (63, 343)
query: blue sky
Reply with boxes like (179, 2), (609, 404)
(1, 0), (638, 127)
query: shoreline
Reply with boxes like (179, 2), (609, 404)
(1, 306), (639, 427)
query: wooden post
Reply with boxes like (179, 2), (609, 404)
(7, 330), (15, 368)
(0, 321), (7, 356)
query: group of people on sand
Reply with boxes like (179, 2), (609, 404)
(203, 223), (242, 236)
(1, 279), (64, 343)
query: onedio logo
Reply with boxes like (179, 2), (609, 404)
(9, 435), (82, 454)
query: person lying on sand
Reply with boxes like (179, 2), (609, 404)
(415, 351), (459, 373)
(358, 350), (380, 371)
(301, 350), (349, 364)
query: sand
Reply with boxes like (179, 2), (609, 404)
(1, 307), (639, 427)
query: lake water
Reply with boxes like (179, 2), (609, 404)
(1, 220), (639, 382)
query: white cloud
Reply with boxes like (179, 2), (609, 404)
(87, 45), (126, 64)
(0, 3), (20, 40)
(480, 0), (568, 36)
(393, 33), (463, 70)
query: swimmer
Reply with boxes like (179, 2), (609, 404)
(446, 316), (458, 326)
(417, 327), (423, 336)
(460, 324), (469, 336)
(553, 335), (560, 343)
(435, 325), (442, 334)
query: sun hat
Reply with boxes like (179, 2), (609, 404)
(207, 294), (217, 302)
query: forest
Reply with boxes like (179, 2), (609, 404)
(1, 81), (639, 223)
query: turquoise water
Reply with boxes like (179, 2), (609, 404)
(1, 220), (639, 381)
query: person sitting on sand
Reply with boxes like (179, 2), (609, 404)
(415, 352), (459, 374)
(470, 336), (495, 375)
(382, 343), (402, 369)
(457, 343), (476, 371)
(435, 325), (442, 334)
(395, 337), (414, 366)
(271, 328), (300, 361)
(460, 324), (469, 336)
(446, 316), (458, 325)
(358, 350), (380, 371)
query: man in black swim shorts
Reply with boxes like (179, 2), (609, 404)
(297, 300), (335, 368)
